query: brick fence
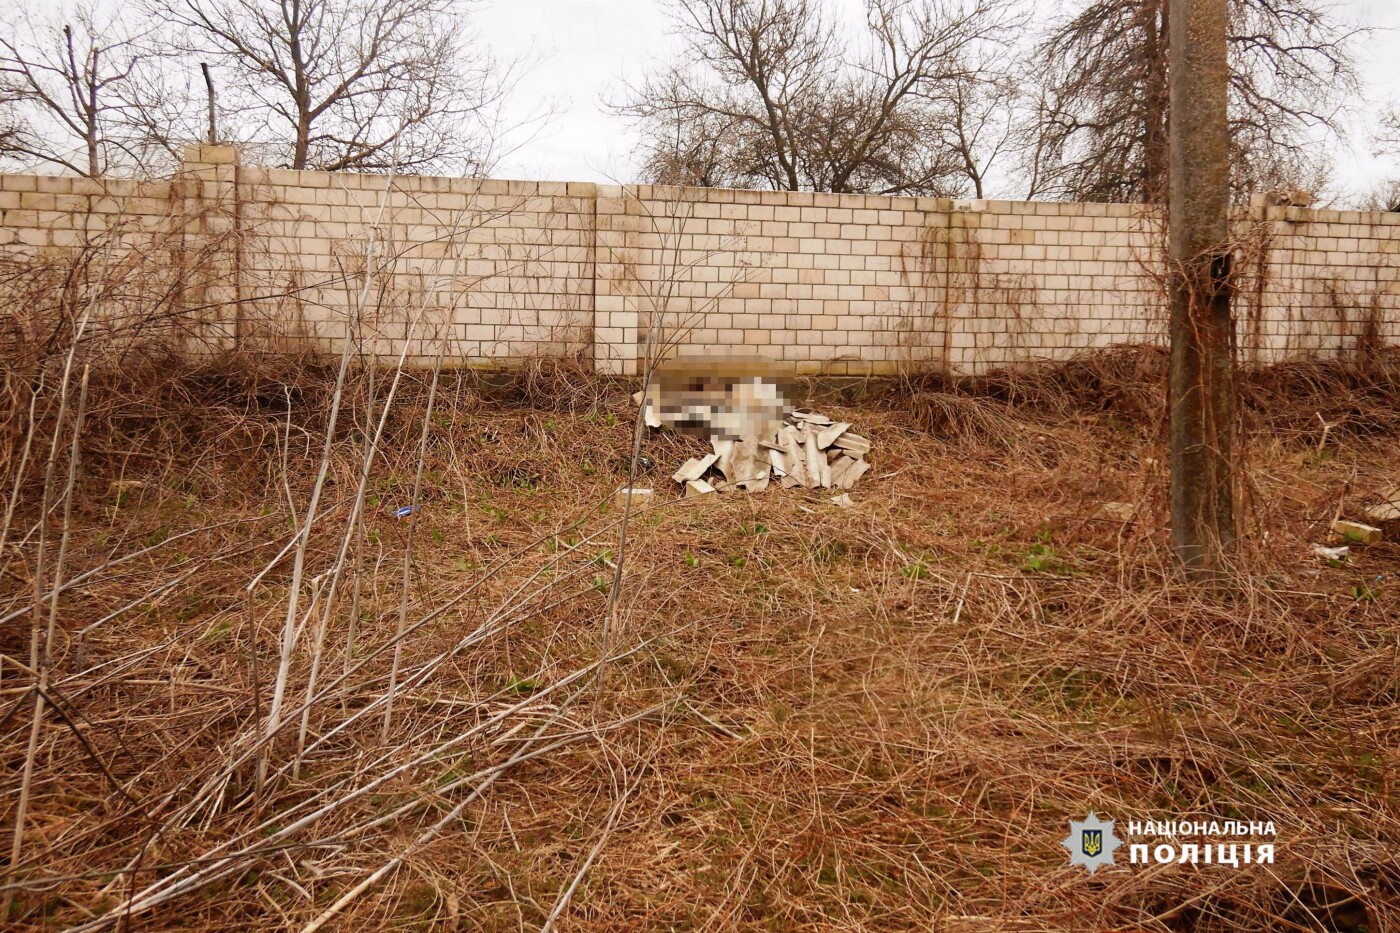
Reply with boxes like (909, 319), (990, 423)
(2, 144), (1397, 376)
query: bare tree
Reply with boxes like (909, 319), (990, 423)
(1358, 178), (1400, 213)
(920, 71), (1023, 199)
(152, 0), (505, 173)
(0, 6), (172, 176)
(1359, 107), (1400, 211)
(618, 0), (1018, 196)
(630, 70), (759, 188)
(1029, 0), (1357, 202)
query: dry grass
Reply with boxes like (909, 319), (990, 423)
(2, 348), (1398, 932)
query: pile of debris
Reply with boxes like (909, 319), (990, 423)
(671, 411), (872, 496)
(631, 356), (874, 498)
(1314, 485), (1398, 561)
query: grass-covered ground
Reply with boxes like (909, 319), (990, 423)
(2, 350), (1397, 931)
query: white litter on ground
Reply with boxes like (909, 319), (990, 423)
(1312, 544), (1349, 562)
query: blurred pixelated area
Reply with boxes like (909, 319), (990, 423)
(640, 354), (793, 442)
(636, 354), (872, 494)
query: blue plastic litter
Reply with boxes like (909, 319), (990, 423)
(392, 504), (419, 519)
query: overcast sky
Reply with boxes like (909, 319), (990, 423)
(474, 0), (1400, 202)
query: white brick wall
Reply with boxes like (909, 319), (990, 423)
(2, 146), (1397, 376)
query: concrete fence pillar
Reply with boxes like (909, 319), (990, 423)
(178, 144), (244, 350)
(593, 184), (641, 376)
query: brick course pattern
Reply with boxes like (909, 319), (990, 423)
(2, 145), (1396, 376)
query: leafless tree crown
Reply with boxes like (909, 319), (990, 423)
(618, 0), (1020, 196)
(0, 6), (176, 176)
(152, 0), (504, 173)
(1, 0), (507, 176)
(0, 0), (1378, 203)
(1027, 0), (1357, 203)
(1361, 107), (1400, 211)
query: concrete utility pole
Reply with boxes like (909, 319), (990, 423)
(1167, 0), (1235, 576)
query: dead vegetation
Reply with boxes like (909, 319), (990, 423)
(903, 343), (1400, 447)
(1, 344), (1398, 932)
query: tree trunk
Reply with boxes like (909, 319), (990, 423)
(1142, 0), (1169, 202)
(293, 114), (311, 170)
(86, 47), (100, 177)
(1167, 0), (1235, 577)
